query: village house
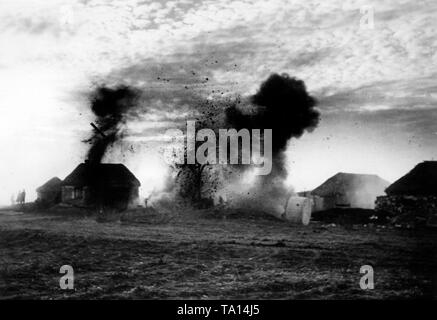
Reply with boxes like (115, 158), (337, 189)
(36, 177), (62, 205)
(309, 172), (390, 211)
(375, 161), (437, 226)
(61, 161), (140, 210)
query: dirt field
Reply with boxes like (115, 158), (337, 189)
(0, 208), (436, 299)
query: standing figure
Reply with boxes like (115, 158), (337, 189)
(16, 191), (22, 204)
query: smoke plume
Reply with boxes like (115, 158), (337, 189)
(226, 73), (319, 178)
(85, 85), (141, 164)
(223, 73), (320, 215)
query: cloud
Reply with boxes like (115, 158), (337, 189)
(317, 75), (437, 113)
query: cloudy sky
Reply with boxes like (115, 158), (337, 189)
(0, 0), (436, 203)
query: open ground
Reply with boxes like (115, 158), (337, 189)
(0, 208), (436, 299)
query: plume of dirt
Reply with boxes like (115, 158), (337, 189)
(225, 73), (319, 176)
(84, 85), (141, 164)
(222, 73), (319, 215)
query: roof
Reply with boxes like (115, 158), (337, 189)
(312, 172), (390, 197)
(36, 177), (62, 193)
(385, 161), (437, 196)
(62, 162), (140, 187)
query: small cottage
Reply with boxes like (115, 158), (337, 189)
(311, 172), (390, 211)
(375, 161), (437, 226)
(384, 161), (437, 196)
(36, 177), (62, 205)
(61, 161), (140, 209)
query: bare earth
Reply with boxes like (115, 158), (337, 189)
(0, 209), (436, 299)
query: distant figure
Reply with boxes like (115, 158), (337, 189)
(16, 190), (26, 205)
(16, 191), (21, 204)
(10, 194), (15, 206)
(144, 197), (148, 208)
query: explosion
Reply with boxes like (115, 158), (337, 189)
(85, 85), (141, 164)
(82, 74), (320, 216)
(217, 73), (319, 215)
(168, 73), (320, 215)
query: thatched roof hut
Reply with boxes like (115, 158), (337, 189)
(62, 162), (140, 188)
(385, 161), (437, 196)
(61, 162), (140, 209)
(36, 177), (62, 204)
(37, 177), (62, 193)
(312, 172), (389, 209)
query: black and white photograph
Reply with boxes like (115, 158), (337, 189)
(0, 0), (436, 305)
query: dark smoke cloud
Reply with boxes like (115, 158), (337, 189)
(225, 73), (320, 177)
(85, 85), (141, 164)
(218, 73), (320, 215)
(227, 73), (319, 152)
